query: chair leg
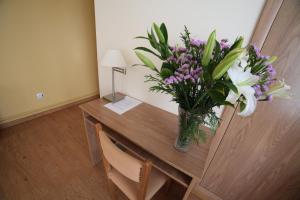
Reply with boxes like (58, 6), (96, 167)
(107, 179), (117, 200)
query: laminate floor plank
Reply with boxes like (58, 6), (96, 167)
(0, 106), (178, 200)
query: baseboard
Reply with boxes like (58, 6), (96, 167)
(0, 93), (99, 129)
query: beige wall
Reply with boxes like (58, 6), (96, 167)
(94, 0), (265, 115)
(0, 0), (99, 124)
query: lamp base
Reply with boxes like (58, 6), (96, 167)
(103, 93), (125, 103)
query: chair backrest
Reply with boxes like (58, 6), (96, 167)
(98, 128), (143, 182)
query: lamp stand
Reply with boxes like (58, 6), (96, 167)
(103, 67), (126, 103)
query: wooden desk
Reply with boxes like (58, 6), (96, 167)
(80, 98), (212, 199)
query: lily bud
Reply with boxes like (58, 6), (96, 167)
(153, 23), (165, 44)
(212, 48), (245, 80)
(265, 56), (277, 65)
(135, 51), (157, 71)
(265, 80), (291, 98)
(201, 30), (216, 66)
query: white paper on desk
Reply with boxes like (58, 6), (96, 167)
(104, 96), (142, 115)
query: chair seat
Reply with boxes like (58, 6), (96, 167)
(108, 167), (168, 200)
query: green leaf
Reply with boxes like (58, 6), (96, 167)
(201, 30), (216, 66)
(208, 90), (226, 104)
(161, 62), (174, 72)
(235, 36), (244, 48)
(134, 36), (149, 40)
(160, 68), (172, 79)
(153, 23), (166, 44)
(160, 45), (168, 60)
(220, 81), (238, 94)
(240, 101), (246, 111)
(160, 23), (168, 43)
(202, 71), (212, 82)
(229, 36), (244, 51)
(213, 41), (222, 63)
(134, 47), (162, 59)
(146, 32), (156, 49)
(212, 48), (244, 80)
(135, 51), (157, 71)
(211, 82), (225, 93)
(251, 60), (265, 73)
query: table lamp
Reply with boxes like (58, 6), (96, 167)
(100, 49), (127, 102)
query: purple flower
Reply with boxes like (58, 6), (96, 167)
(165, 63), (203, 86)
(184, 74), (192, 80)
(180, 57), (189, 64)
(164, 75), (178, 85)
(190, 70), (196, 76)
(176, 76), (183, 82)
(171, 46), (186, 54)
(190, 38), (205, 47)
(170, 46), (177, 52)
(181, 64), (189, 69)
(252, 45), (271, 60)
(164, 78), (171, 85)
(173, 76), (179, 83)
(266, 95), (273, 101)
(262, 84), (269, 92)
(177, 67), (184, 72)
(260, 55), (270, 60)
(194, 67), (202, 73)
(267, 65), (276, 78)
(220, 38), (229, 49)
(186, 54), (193, 60)
(178, 54), (193, 64)
(221, 43), (230, 50)
(167, 56), (177, 62)
(265, 79), (275, 86)
(253, 85), (263, 97)
(193, 74), (199, 80)
(189, 67), (202, 80)
(252, 44), (261, 57)
(178, 47), (187, 52)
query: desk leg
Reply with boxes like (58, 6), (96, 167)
(183, 177), (198, 200)
(82, 111), (102, 166)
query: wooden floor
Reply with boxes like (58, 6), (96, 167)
(0, 106), (187, 200)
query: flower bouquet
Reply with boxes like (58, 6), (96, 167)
(134, 23), (291, 152)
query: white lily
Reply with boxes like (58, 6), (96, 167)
(239, 51), (249, 69)
(265, 80), (291, 98)
(226, 55), (260, 117)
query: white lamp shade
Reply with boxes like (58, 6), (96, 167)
(100, 49), (127, 68)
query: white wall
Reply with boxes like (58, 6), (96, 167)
(94, 0), (265, 115)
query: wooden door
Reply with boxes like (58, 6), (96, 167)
(200, 0), (300, 199)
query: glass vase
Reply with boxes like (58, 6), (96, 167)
(174, 107), (206, 152)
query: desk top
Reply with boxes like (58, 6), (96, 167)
(79, 98), (212, 179)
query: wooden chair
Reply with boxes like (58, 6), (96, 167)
(96, 124), (169, 200)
